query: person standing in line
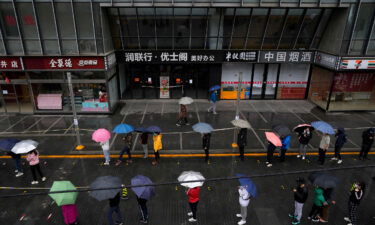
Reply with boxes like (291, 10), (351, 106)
(26, 150), (46, 185)
(308, 187), (327, 222)
(318, 133), (330, 165)
(331, 127), (347, 164)
(137, 197), (148, 224)
(207, 90), (218, 114)
(152, 132), (162, 165)
(140, 132), (149, 158)
(321, 188), (336, 223)
(116, 133), (133, 166)
(8, 151), (23, 177)
(266, 142), (276, 168)
(237, 128), (247, 161)
(202, 133), (211, 163)
(236, 186), (250, 225)
(61, 204), (79, 225)
(107, 193), (123, 225)
(297, 128), (312, 160)
(177, 104), (189, 126)
(280, 135), (291, 162)
(344, 182), (365, 225)
(289, 178), (308, 225)
(187, 186), (200, 222)
(359, 128), (374, 160)
(100, 140), (110, 165)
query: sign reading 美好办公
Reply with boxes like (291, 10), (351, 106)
(258, 51), (315, 63)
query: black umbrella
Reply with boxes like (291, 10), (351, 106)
(309, 172), (339, 189)
(272, 124), (291, 138)
(293, 124), (314, 134)
(89, 176), (122, 201)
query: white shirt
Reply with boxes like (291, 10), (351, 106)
(101, 141), (110, 151)
(238, 187), (250, 207)
(319, 135), (330, 150)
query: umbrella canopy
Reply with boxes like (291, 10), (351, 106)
(309, 172), (339, 189)
(0, 138), (20, 152)
(308, 171), (325, 184)
(113, 124), (134, 134)
(146, 126), (162, 133)
(92, 128), (111, 143)
(209, 85), (221, 92)
(179, 97), (194, 105)
(131, 175), (155, 200)
(135, 127), (147, 133)
(265, 132), (282, 147)
(236, 174), (257, 198)
(89, 176), (122, 201)
(272, 124), (291, 138)
(49, 181), (78, 206)
(11, 139), (38, 154)
(231, 119), (251, 129)
(293, 124), (314, 133)
(192, 122), (214, 134)
(311, 121), (335, 135)
(178, 171), (205, 188)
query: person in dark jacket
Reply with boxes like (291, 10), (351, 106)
(107, 193), (123, 225)
(202, 133), (211, 163)
(344, 182), (365, 225)
(359, 128), (374, 160)
(289, 178), (308, 225)
(320, 187), (336, 222)
(8, 151), (23, 177)
(331, 127), (347, 164)
(177, 104), (189, 126)
(137, 197), (148, 224)
(116, 133), (133, 166)
(297, 128), (312, 160)
(280, 135), (291, 162)
(266, 142), (276, 168)
(237, 128), (247, 161)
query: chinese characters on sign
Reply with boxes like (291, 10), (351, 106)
(0, 57), (22, 70)
(22, 57), (105, 70)
(315, 52), (339, 70)
(259, 51), (314, 63)
(225, 51), (257, 62)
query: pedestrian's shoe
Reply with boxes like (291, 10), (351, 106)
(115, 160), (122, 166)
(139, 219), (148, 224)
(236, 214), (242, 218)
(337, 160), (343, 164)
(347, 223), (353, 225)
(31, 181), (38, 185)
(187, 212), (193, 217)
(143, 155), (148, 159)
(344, 217), (351, 222)
(15, 172), (24, 177)
(296, 155), (301, 158)
(292, 220), (300, 225)
(42, 177), (47, 182)
(330, 157), (337, 161)
(126, 159), (133, 163)
(288, 214), (297, 219)
(311, 218), (319, 222)
(104, 162), (110, 166)
(176, 123), (181, 126)
(186, 123), (190, 125)
(213, 112), (218, 115)
(302, 156), (305, 160)
(267, 163), (273, 167)
(307, 217), (311, 220)
(14, 170), (18, 173)
(188, 218), (197, 222)
(115, 222), (123, 225)
(238, 220), (246, 225)
(319, 218), (328, 223)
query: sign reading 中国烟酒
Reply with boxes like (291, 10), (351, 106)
(340, 59), (375, 70)
(0, 57), (23, 70)
(258, 51), (314, 63)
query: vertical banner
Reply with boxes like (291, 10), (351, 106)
(159, 76), (170, 98)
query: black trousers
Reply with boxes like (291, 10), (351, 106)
(280, 148), (287, 162)
(267, 147), (275, 163)
(359, 144), (372, 158)
(334, 146), (342, 160)
(318, 148), (326, 164)
(119, 146), (131, 161)
(30, 164), (44, 181)
(189, 201), (199, 219)
(348, 201), (359, 225)
(137, 198), (148, 221)
(204, 149), (209, 162)
(154, 151), (160, 161)
(239, 146), (244, 161)
(309, 204), (322, 219)
(177, 117), (188, 125)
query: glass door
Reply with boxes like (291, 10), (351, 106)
(251, 64), (265, 99)
(250, 64), (279, 99)
(264, 64), (279, 99)
(0, 84), (33, 113)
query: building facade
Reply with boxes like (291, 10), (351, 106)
(0, 0), (374, 113)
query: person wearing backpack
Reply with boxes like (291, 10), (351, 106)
(331, 127), (347, 164)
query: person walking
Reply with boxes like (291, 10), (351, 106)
(344, 182), (365, 225)
(237, 128), (247, 161)
(26, 150), (46, 185)
(297, 128), (312, 160)
(140, 132), (149, 158)
(8, 151), (23, 177)
(137, 197), (148, 224)
(116, 133), (133, 166)
(289, 178), (308, 225)
(318, 133), (330, 165)
(308, 187), (327, 222)
(280, 135), (291, 162)
(100, 140), (110, 165)
(331, 127), (347, 164)
(187, 186), (200, 222)
(61, 204), (79, 225)
(359, 128), (374, 160)
(207, 90), (218, 114)
(321, 188), (336, 223)
(152, 132), (162, 165)
(107, 193), (124, 225)
(177, 104), (189, 126)
(236, 186), (250, 225)
(202, 133), (211, 163)
(266, 142), (276, 168)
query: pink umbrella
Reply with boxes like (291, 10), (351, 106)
(92, 128), (111, 143)
(293, 124), (314, 133)
(265, 132), (282, 147)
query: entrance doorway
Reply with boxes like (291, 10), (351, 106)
(251, 64), (279, 99)
(0, 84), (34, 113)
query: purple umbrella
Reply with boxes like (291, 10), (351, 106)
(131, 175), (155, 200)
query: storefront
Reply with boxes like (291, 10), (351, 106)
(0, 54), (118, 114)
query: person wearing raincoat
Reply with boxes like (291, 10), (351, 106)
(207, 90), (218, 114)
(344, 182), (365, 225)
(359, 128), (374, 160)
(152, 132), (162, 165)
(280, 135), (291, 162)
(116, 132), (133, 166)
(331, 128), (347, 164)
(297, 128), (312, 160)
(237, 128), (247, 161)
(177, 104), (189, 126)
(202, 133), (211, 163)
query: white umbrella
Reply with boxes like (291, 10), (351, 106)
(178, 171), (205, 188)
(178, 97), (194, 105)
(11, 139), (38, 154)
(231, 119), (251, 128)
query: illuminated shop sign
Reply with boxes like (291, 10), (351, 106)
(258, 51), (314, 63)
(340, 59), (375, 70)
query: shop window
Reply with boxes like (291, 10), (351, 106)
(73, 83), (108, 112)
(308, 66), (334, 110)
(277, 64), (310, 100)
(32, 83), (67, 111)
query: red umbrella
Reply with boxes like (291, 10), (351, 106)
(265, 132), (282, 147)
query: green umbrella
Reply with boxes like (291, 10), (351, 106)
(49, 181), (78, 206)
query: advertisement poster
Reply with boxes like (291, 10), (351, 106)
(333, 73), (375, 92)
(159, 76), (170, 98)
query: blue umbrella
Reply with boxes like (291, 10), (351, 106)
(113, 123), (134, 134)
(135, 127), (147, 133)
(131, 175), (155, 200)
(236, 174), (257, 198)
(0, 138), (20, 152)
(146, 126), (162, 133)
(192, 122), (214, 134)
(311, 121), (335, 135)
(209, 85), (221, 92)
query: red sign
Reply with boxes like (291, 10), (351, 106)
(0, 57), (23, 70)
(23, 57), (106, 70)
(333, 73), (375, 92)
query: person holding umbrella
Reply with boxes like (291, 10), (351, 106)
(152, 132), (162, 165)
(0, 138), (22, 177)
(131, 175), (155, 224)
(202, 133), (211, 163)
(108, 193), (124, 225)
(265, 132), (282, 168)
(296, 127), (312, 160)
(237, 128), (247, 161)
(289, 178), (308, 225)
(140, 132), (149, 158)
(318, 133), (330, 165)
(187, 186), (200, 222)
(280, 135), (291, 162)
(26, 150), (46, 184)
(8, 151), (23, 177)
(207, 89), (218, 114)
(92, 128), (111, 165)
(359, 128), (374, 160)
(116, 132), (133, 166)
(344, 182), (365, 225)
(177, 104), (189, 126)
(235, 174), (256, 225)
(331, 127), (347, 164)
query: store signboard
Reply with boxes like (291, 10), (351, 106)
(315, 52), (339, 70)
(117, 50), (257, 63)
(333, 73), (375, 92)
(340, 59), (375, 70)
(159, 76), (170, 98)
(0, 57), (23, 70)
(258, 51), (314, 63)
(23, 57), (106, 70)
